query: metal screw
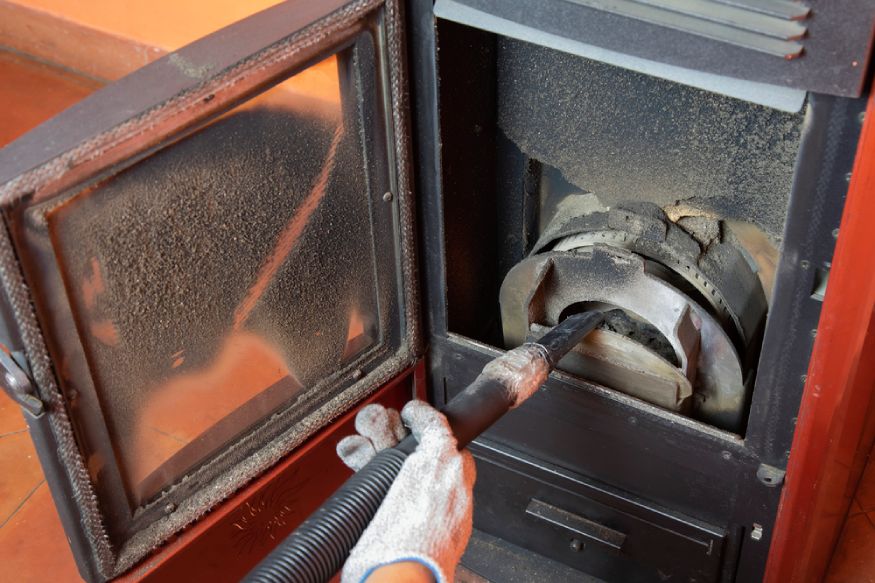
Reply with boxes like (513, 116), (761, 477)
(721, 451), (732, 461)
(164, 503), (176, 514)
(832, 228), (840, 239)
(859, 111), (866, 125)
(810, 329), (817, 338)
(800, 374), (807, 383)
(351, 369), (364, 380)
(845, 172), (853, 183)
(800, 260), (810, 270)
(382, 191), (394, 202)
(750, 524), (763, 541)
(569, 539), (583, 552)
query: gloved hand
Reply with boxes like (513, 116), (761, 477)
(336, 400), (476, 583)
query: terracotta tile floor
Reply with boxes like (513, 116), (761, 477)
(0, 390), (83, 582)
(0, 50), (101, 145)
(826, 452), (875, 582)
(0, 48), (99, 583)
(1, 45), (875, 583)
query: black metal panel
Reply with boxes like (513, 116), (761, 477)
(461, 529), (604, 582)
(432, 335), (758, 527)
(745, 94), (868, 466)
(407, 0), (871, 580)
(429, 332), (791, 581)
(407, 0), (449, 341)
(728, 475), (784, 583)
(470, 441), (727, 582)
(436, 20), (503, 342)
(441, 0), (875, 97)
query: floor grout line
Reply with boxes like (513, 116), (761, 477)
(149, 425), (188, 444)
(0, 479), (45, 530)
(0, 428), (28, 439)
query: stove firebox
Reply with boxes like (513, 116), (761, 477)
(408, 1), (873, 580)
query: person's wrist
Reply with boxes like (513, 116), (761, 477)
(364, 559), (437, 583)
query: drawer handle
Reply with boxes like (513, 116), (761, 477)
(525, 499), (627, 551)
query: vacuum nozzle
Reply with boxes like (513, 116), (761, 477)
(532, 310), (606, 367)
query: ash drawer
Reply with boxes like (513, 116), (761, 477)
(470, 441), (728, 583)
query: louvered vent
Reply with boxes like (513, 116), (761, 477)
(567, 0), (810, 58)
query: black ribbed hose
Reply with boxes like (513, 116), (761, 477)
(243, 312), (604, 583)
(245, 445), (410, 583)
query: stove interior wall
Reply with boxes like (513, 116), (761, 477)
(440, 22), (805, 349)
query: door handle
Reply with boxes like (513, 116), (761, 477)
(526, 498), (627, 552)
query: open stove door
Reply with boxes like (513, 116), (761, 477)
(0, 1), (420, 580)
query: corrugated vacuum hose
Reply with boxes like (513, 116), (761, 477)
(244, 311), (605, 583)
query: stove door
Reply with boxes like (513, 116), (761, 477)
(0, 1), (418, 580)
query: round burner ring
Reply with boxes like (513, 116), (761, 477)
(531, 198), (767, 356)
(500, 246), (746, 431)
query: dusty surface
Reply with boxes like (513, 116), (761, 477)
(596, 307), (679, 367)
(497, 38), (804, 241)
(481, 344), (550, 408)
(44, 87), (379, 502)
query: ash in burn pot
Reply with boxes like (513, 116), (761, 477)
(560, 303), (680, 367)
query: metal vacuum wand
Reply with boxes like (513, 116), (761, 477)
(437, 310), (604, 450)
(245, 311), (605, 583)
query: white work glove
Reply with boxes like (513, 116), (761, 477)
(337, 400), (476, 583)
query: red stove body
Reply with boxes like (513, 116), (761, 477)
(0, 1), (874, 582)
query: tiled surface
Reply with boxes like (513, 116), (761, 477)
(0, 49), (101, 145)
(826, 452), (875, 582)
(0, 387), (27, 436)
(0, 430), (44, 524)
(0, 48), (99, 583)
(0, 480), (81, 582)
(0, 390), (83, 582)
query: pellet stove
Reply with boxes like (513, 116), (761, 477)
(0, 1), (873, 581)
